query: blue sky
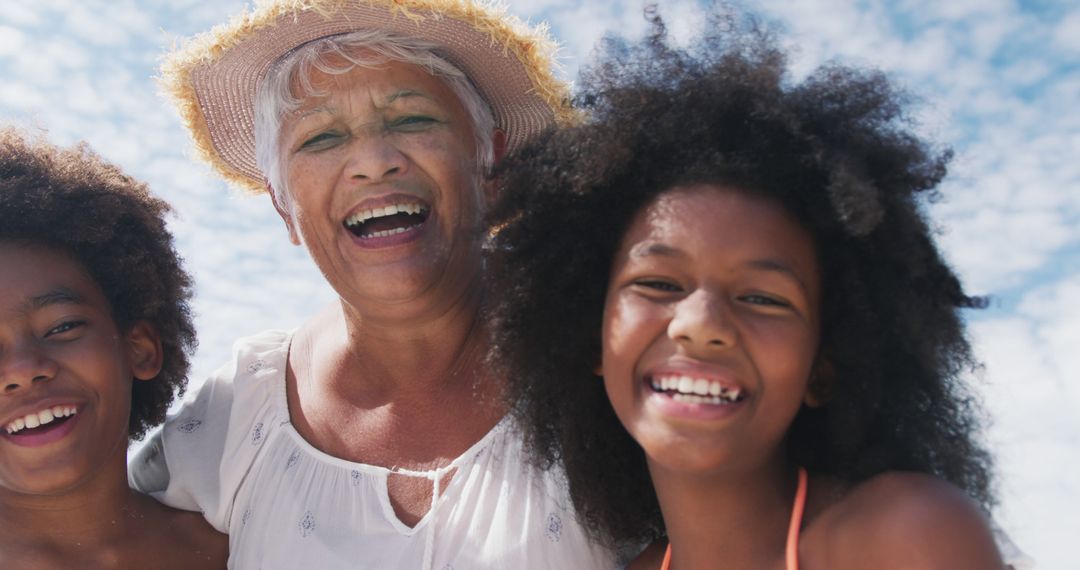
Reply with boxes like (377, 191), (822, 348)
(1, 0), (1076, 567)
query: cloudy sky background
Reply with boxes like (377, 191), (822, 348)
(1, 0), (1075, 566)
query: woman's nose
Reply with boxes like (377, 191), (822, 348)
(0, 341), (58, 394)
(345, 133), (409, 183)
(667, 290), (737, 350)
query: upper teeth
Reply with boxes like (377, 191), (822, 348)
(5, 405), (77, 435)
(345, 203), (427, 227)
(651, 375), (742, 401)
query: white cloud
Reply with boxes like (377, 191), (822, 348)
(59, 73), (112, 115)
(1016, 275), (1080, 384)
(964, 12), (1018, 59)
(934, 121), (1079, 290)
(893, 25), (956, 76)
(0, 25), (26, 56)
(973, 273), (1080, 569)
(155, 1), (252, 35)
(504, 0), (712, 82)
(0, 82), (43, 111)
(504, 0), (575, 21)
(998, 58), (1053, 88)
(61, 3), (137, 47)
(899, 0), (1014, 23)
(40, 36), (93, 70)
(0, 3), (42, 27)
(540, 1), (648, 79)
(1053, 9), (1080, 52)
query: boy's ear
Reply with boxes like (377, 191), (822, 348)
(267, 183), (301, 246)
(127, 321), (164, 382)
(804, 354), (835, 408)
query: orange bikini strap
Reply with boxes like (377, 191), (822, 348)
(659, 467), (808, 570)
(785, 467), (808, 570)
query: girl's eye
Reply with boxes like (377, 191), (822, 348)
(45, 320), (85, 338)
(635, 279), (683, 293)
(740, 294), (789, 307)
(298, 131), (343, 150)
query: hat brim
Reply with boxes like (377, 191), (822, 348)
(162, 0), (575, 193)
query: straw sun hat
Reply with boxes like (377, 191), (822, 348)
(161, 0), (576, 193)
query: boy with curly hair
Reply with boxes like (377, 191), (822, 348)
(0, 128), (226, 567)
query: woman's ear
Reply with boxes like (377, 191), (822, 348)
(491, 128), (508, 166)
(267, 182), (301, 246)
(127, 321), (164, 382)
(804, 354), (835, 408)
(482, 129), (510, 208)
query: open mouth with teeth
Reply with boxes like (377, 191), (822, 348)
(5, 405), (79, 436)
(344, 202), (430, 239)
(648, 375), (745, 405)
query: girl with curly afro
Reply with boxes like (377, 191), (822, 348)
(488, 11), (1014, 570)
(0, 128), (226, 567)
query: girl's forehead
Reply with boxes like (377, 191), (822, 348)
(632, 184), (791, 234)
(620, 185), (820, 282)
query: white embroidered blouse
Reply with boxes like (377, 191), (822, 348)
(129, 330), (615, 570)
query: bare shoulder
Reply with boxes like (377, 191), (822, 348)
(130, 497), (228, 569)
(0, 496), (227, 569)
(803, 472), (1004, 570)
(0, 538), (55, 569)
(158, 507), (229, 568)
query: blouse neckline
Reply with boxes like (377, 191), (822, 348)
(268, 329), (511, 477)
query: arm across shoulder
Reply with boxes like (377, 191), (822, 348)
(128, 329), (291, 533)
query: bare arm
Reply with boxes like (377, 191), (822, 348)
(824, 473), (1004, 570)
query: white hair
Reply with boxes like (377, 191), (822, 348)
(254, 29), (496, 213)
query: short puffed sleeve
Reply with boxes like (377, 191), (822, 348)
(129, 330), (291, 532)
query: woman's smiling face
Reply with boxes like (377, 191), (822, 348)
(0, 244), (161, 496)
(600, 184), (823, 477)
(275, 54), (486, 315)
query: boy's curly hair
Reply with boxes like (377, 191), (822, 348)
(0, 128), (196, 441)
(487, 11), (993, 550)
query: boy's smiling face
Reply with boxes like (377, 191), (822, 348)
(0, 243), (162, 496)
(600, 184), (823, 477)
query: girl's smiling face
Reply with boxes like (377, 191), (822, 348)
(600, 184), (822, 477)
(0, 244), (161, 496)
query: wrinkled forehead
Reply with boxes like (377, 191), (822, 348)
(271, 34), (468, 109)
(287, 54), (459, 109)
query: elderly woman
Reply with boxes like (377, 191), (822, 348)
(130, 1), (611, 568)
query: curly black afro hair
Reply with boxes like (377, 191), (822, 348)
(0, 128), (196, 441)
(486, 10), (993, 550)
